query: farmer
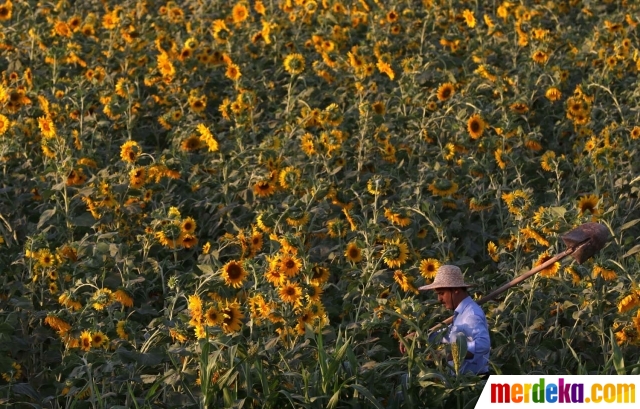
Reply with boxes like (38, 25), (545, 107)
(400, 265), (491, 376)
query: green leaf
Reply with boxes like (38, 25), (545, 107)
(620, 218), (640, 231)
(197, 264), (214, 275)
(623, 245), (640, 258)
(37, 208), (56, 229)
(351, 384), (385, 409)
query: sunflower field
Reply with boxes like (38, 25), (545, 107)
(0, 0), (639, 407)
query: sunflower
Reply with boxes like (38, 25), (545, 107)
(0, 1), (12, 21)
(0, 114), (10, 135)
(279, 254), (302, 278)
(535, 251), (560, 277)
(436, 82), (455, 101)
(38, 116), (56, 138)
(279, 281), (303, 306)
(565, 266), (581, 285)
(225, 63), (242, 81)
(80, 331), (92, 351)
(631, 126), (640, 140)
(205, 306), (223, 326)
(593, 265), (617, 281)
(38, 249), (55, 268)
(284, 53), (305, 75)
(265, 266), (284, 286)
(394, 270), (417, 293)
(296, 309), (315, 335)
(189, 95), (207, 114)
(345, 242), (362, 263)
(120, 140), (141, 163)
(386, 10), (398, 23)
(222, 260), (247, 288)
(232, 3), (249, 24)
(383, 237), (409, 269)
(487, 242), (499, 262)
(181, 217), (197, 234)
(577, 194), (600, 217)
(91, 288), (113, 310)
(462, 9), (476, 28)
(278, 166), (300, 189)
(44, 314), (71, 334)
(419, 258), (440, 280)
(428, 179), (458, 196)
(310, 265), (330, 285)
(501, 189), (531, 216)
(306, 284), (323, 303)
(467, 114), (486, 139)
(91, 331), (108, 348)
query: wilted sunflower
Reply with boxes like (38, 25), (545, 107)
(419, 258), (440, 280)
(326, 218), (347, 238)
(383, 237), (409, 269)
(577, 194), (600, 217)
(222, 260), (247, 288)
(279, 281), (303, 306)
(509, 102), (529, 114)
(436, 82), (455, 101)
(179, 233), (198, 249)
(284, 53), (305, 75)
(113, 289), (134, 308)
(467, 114), (485, 139)
(535, 251), (560, 277)
(345, 242), (362, 263)
(618, 292), (640, 313)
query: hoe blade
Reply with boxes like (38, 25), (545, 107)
(561, 222), (610, 264)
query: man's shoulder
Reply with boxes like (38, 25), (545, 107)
(460, 297), (486, 318)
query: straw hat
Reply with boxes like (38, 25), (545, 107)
(418, 265), (473, 291)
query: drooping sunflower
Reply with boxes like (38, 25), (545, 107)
(306, 284), (324, 303)
(284, 53), (305, 75)
(344, 242), (362, 263)
(120, 140), (141, 163)
(279, 254), (302, 278)
(113, 289), (134, 308)
(180, 135), (202, 152)
(222, 260), (247, 288)
(393, 270), (417, 293)
(383, 237), (409, 269)
(179, 233), (198, 249)
(91, 288), (113, 310)
(80, 330), (92, 351)
(279, 281), (303, 306)
(501, 189), (531, 216)
(310, 265), (330, 285)
(278, 166), (300, 189)
(253, 179), (276, 197)
(428, 179), (458, 197)
(487, 242), (499, 262)
(593, 265), (617, 281)
(436, 82), (455, 101)
(221, 302), (244, 333)
(91, 331), (108, 348)
(419, 258), (440, 280)
(618, 292), (640, 313)
(467, 114), (486, 139)
(577, 194), (600, 217)
(545, 87), (562, 102)
(532, 49), (549, 64)
(535, 251), (560, 277)
(116, 320), (129, 339)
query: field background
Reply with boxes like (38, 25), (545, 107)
(0, 0), (639, 407)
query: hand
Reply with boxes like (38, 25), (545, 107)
(398, 332), (416, 354)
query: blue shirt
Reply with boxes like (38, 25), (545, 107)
(433, 296), (491, 375)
